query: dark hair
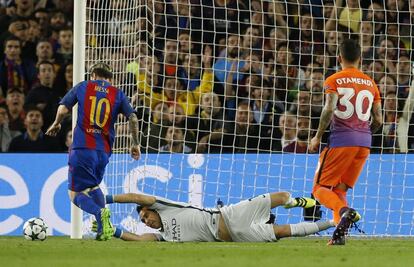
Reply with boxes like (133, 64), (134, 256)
(25, 105), (43, 115)
(4, 35), (21, 48)
(136, 205), (155, 214)
(90, 62), (113, 79)
(339, 39), (361, 63)
(38, 60), (54, 69)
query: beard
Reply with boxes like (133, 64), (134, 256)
(297, 130), (309, 141)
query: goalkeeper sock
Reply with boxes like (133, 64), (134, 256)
(290, 221), (334, 237)
(89, 188), (105, 208)
(73, 193), (101, 217)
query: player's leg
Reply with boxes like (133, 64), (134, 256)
(329, 147), (369, 245)
(268, 192), (316, 209)
(68, 149), (112, 240)
(94, 151), (113, 240)
(312, 147), (356, 224)
(273, 220), (334, 239)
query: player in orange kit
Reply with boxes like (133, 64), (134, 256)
(309, 39), (383, 245)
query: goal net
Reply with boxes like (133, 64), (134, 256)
(79, 0), (414, 237)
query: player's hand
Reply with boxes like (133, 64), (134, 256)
(130, 145), (141, 160)
(45, 123), (61, 136)
(309, 136), (321, 153)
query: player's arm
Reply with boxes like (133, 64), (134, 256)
(316, 93), (338, 139)
(309, 93), (338, 152)
(45, 104), (70, 136)
(106, 193), (156, 206)
(128, 112), (141, 160)
(370, 102), (382, 133)
(119, 232), (161, 242)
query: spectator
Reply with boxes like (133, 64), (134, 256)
(177, 30), (194, 63)
(366, 2), (385, 34)
(367, 60), (385, 84)
(360, 20), (375, 60)
(142, 48), (213, 116)
(27, 16), (41, 44)
(188, 92), (224, 148)
(289, 9), (324, 67)
(324, 30), (343, 74)
(159, 126), (193, 153)
(180, 53), (201, 91)
(278, 111), (297, 149)
(378, 74), (398, 97)
(48, 9), (67, 48)
(289, 89), (312, 127)
(0, 0), (35, 33)
(274, 42), (305, 103)
(33, 8), (50, 39)
(202, 0), (249, 45)
(372, 92), (400, 153)
(283, 116), (311, 153)
(5, 87), (25, 132)
(162, 0), (202, 41)
(0, 36), (36, 96)
(338, 0), (362, 33)
(35, 40), (56, 67)
(54, 63), (72, 96)
(375, 37), (398, 75)
(396, 54), (411, 100)
(221, 102), (260, 153)
(55, 27), (73, 66)
(264, 27), (287, 60)
(25, 61), (59, 131)
(8, 106), (60, 152)
(240, 26), (262, 56)
(163, 39), (179, 76)
(249, 75), (284, 151)
(0, 102), (21, 152)
(214, 34), (247, 85)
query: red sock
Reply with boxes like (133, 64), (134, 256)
(313, 185), (347, 224)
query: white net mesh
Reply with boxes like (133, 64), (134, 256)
(81, 0), (414, 236)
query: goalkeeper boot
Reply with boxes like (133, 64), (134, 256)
(327, 208), (360, 246)
(284, 197), (316, 209)
(97, 208), (113, 241)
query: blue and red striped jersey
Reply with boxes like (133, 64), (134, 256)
(60, 80), (134, 154)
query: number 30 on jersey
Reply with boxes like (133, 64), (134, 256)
(335, 87), (374, 121)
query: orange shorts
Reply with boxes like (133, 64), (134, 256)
(313, 146), (370, 188)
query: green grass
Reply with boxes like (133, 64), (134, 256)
(1, 237), (412, 267)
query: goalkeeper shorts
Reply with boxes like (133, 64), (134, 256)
(220, 193), (277, 242)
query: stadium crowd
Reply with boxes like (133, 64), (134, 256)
(0, 0), (413, 154)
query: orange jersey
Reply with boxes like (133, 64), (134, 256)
(324, 67), (381, 147)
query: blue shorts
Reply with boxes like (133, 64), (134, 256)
(68, 149), (109, 192)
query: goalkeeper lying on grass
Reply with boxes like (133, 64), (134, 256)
(94, 192), (334, 242)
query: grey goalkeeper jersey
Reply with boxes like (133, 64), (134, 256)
(149, 197), (221, 242)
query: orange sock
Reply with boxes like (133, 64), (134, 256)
(313, 185), (347, 224)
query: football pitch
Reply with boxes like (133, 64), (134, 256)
(1, 237), (412, 267)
